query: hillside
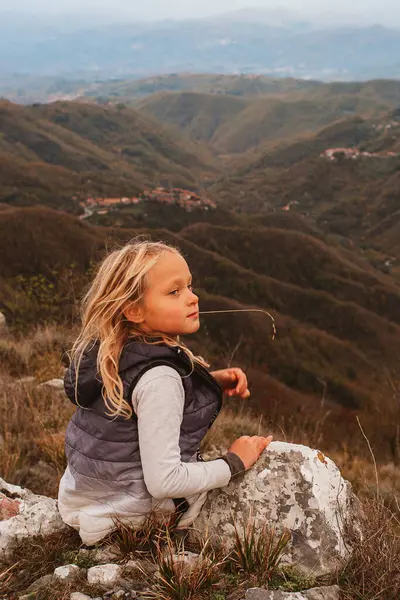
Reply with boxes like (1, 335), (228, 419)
(138, 91), (248, 144)
(1, 206), (400, 463)
(0, 206), (103, 279)
(138, 86), (400, 155)
(179, 223), (400, 322)
(210, 98), (372, 154)
(293, 79), (400, 108)
(210, 114), (400, 251)
(0, 100), (217, 210)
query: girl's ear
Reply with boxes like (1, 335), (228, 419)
(124, 303), (145, 324)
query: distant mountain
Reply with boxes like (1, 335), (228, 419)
(82, 74), (320, 103)
(2, 12), (400, 82)
(210, 8), (314, 30)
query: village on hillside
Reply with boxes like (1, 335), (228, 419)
(321, 117), (400, 161)
(321, 147), (400, 161)
(79, 187), (217, 217)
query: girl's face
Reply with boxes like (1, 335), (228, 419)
(128, 251), (200, 336)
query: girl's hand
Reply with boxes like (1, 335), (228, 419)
(211, 368), (250, 399)
(229, 435), (273, 470)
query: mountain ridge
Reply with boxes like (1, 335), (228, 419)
(2, 15), (400, 81)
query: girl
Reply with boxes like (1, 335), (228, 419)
(58, 238), (272, 545)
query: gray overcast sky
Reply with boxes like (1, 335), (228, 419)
(0, 0), (398, 23)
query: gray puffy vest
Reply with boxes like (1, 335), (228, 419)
(63, 339), (223, 502)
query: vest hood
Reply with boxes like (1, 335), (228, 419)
(64, 338), (194, 408)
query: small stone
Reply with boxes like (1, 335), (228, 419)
(114, 591), (125, 599)
(54, 564), (81, 580)
(25, 574), (54, 593)
(244, 586), (340, 600)
(39, 378), (64, 390)
(246, 589), (302, 599)
(170, 550), (201, 564)
(0, 311), (7, 333)
(124, 559), (140, 570)
(168, 550), (210, 574)
(70, 593), (92, 600)
(87, 563), (123, 586)
(92, 546), (120, 564)
(0, 495), (21, 520)
(304, 586), (340, 600)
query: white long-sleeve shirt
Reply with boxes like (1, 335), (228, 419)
(131, 365), (232, 499)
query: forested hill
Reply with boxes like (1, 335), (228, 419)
(0, 100), (217, 211)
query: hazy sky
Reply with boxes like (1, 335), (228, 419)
(0, 0), (398, 24)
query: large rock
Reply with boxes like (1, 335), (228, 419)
(0, 477), (68, 559)
(194, 442), (360, 576)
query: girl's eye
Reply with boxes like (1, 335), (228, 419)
(169, 284), (193, 295)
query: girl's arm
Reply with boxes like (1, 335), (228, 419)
(133, 366), (237, 500)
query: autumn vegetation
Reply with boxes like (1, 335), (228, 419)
(1, 74), (400, 598)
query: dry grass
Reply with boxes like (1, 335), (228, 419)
(0, 378), (75, 496)
(0, 326), (399, 599)
(337, 497), (400, 600)
(0, 323), (73, 381)
(0, 379), (74, 494)
(229, 518), (292, 585)
(144, 533), (226, 600)
(26, 575), (106, 600)
(0, 528), (82, 595)
(104, 513), (182, 559)
(1, 496), (399, 600)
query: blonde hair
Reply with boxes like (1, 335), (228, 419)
(71, 237), (209, 419)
